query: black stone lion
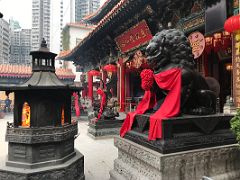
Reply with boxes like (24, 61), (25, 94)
(93, 78), (119, 120)
(145, 29), (216, 115)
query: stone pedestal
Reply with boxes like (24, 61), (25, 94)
(110, 137), (240, 180)
(0, 150), (84, 180)
(88, 118), (123, 139)
(0, 123), (85, 180)
(125, 114), (236, 154)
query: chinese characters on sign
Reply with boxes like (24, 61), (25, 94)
(115, 20), (152, 53)
(176, 12), (205, 32)
(233, 31), (240, 107)
(183, 15), (204, 32)
(188, 32), (205, 59)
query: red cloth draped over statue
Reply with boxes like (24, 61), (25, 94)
(120, 68), (181, 140)
(96, 88), (107, 121)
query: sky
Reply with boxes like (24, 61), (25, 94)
(0, 0), (107, 29)
(0, 0), (32, 28)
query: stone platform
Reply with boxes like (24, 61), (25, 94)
(0, 149), (84, 180)
(125, 114), (236, 153)
(88, 118), (124, 139)
(110, 137), (240, 180)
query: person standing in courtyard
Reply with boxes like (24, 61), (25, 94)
(4, 96), (11, 113)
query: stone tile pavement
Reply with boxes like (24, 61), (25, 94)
(0, 114), (118, 180)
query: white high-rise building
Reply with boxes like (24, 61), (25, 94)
(60, 0), (64, 52)
(50, 0), (100, 55)
(21, 29), (32, 64)
(32, 0), (51, 51)
(50, 0), (70, 54)
(73, 0), (100, 22)
(10, 29), (32, 65)
(9, 19), (32, 65)
(0, 19), (10, 64)
(10, 29), (21, 64)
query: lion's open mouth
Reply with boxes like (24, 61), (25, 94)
(146, 52), (162, 67)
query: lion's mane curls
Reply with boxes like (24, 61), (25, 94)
(147, 29), (195, 70)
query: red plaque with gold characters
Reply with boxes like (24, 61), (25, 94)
(115, 20), (152, 53)
(188, 31), (205, 59)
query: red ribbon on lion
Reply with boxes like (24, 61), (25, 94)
(96, 88), (107, 121)
(120, 68), (181, 140)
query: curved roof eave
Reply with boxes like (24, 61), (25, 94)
(58, 0), (131, 62)
(83, 0), (121, 24)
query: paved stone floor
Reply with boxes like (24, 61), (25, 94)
(0, 114), (118, 180)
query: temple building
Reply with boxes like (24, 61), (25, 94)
(58, 22), (95, 85)
(58, 0), (235, 113)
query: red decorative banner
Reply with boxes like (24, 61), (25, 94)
(115, 20), (152, 53)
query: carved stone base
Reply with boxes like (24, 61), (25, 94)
(0, 150), (84, 180)
(110, 137), (240, 180)
(88, 127), (120, 139)
(79, 115), (88, 121)
(88, 118), (123, 138)
(126, 114), (236, 154)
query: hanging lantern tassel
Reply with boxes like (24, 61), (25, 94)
(222, 31), (231, 50)
(213, 32), (222, 52)
(205, 37), (213, 55)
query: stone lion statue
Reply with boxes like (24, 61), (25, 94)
(145, 29), (216, 115)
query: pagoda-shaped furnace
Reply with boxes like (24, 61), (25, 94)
(0, 39), (84, 180)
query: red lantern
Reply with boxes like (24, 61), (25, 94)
(224, 14), (240, 33)
(213, 32), (222, 52)
(205, 37), (213, 54)
(222, 31), (231, 50)
(103, 64), (117, 72)
(88, 70), (100, 76)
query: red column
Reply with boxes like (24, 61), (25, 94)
(117, 64), (120, 103)
(119, 59), (125, 112)
(203, 53), (209, 76)
(126, 71), (130, 97)
(88, 73), (93, 104)
(102, 70), (107, 89)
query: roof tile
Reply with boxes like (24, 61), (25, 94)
(0, 64), (75, 79)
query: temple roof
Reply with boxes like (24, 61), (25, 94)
(57, 0), (207, 65)
(83, 0), (120, 24)
(63, 22), (96, 30)
(57, 50), (72, 59)
(20, 71), (66, 88)
(0, 64), (75, 80)
(0, 64), (80, 91)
